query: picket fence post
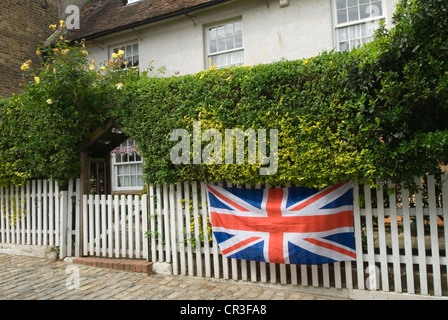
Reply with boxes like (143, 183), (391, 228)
(59, 190), (68, 259)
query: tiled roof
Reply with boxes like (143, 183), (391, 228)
(68, 0), (231, 41)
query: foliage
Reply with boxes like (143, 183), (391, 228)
(0, 0), (447, 188)
(342, 0), (448, 183)
(115, 0), (448, 187)
(0, 30), (139, 186)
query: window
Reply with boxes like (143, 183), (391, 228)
(111, 43), (139, 68)
(334, 0), (385, 51)
(111, 139), (144, 192)
(206, 20), (244, 69)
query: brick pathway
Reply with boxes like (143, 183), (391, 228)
(0, 253), (344, 301)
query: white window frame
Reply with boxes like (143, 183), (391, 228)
(332, 0), (386, 52)
(110, 41), (139, 69)
(205, 18), (244, 69)
(111, 138), (144, 192)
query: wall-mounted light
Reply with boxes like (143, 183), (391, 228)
(280, 0), (289, 7)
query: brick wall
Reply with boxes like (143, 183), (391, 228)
(0, 0), (60, 98)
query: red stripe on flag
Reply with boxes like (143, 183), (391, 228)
(221, 237), (261, 255)
(210, 210), (354, 234)
(208, 185), (249, 212)
(304, 238), (356, 259)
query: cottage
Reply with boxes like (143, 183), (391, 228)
(67, 0), (399, 194)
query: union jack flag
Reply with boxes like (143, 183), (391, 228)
(207, 182), (356, 265)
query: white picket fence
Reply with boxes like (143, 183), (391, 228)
(145, 177), (448, 297)
(0, 179), (79, 258)
(0, 175), (447, 297)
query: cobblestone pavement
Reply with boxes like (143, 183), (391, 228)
(0, 253), (344, 301)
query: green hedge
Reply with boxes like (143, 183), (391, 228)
(1, 0), (447, 188)
(114, 0), (448, 187)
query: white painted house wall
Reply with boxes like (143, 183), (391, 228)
(86, 0), (400, 76)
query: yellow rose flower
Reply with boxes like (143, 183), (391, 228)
(118, 50), (125, 57)
(89, 64), (95, 71)
(46, 99), (53, 105)
(59, 20), (65, 28)
(115, 83), (123, 90)
(112, 53), (118, 59)
(34, 77), (40, 84)
(21, 60), (32, 71)
(49, 24), (57, 30)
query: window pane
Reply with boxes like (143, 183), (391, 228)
(361, 22), (373, 37)
(360, 4), (371, 19)
(118, 176), (130, 187)
(339, 41), (350, 51)
(351, 39), (361, 49)
(339, 27), (348, 41)
(209, 55), (218, 67)
(348, 6), (359, 21)
(235, 34), (243, 48)
(337, 9), (348, 24)
(133, 44), (138, 55)
(347, 0), (358, 7)
(226, 24), (234, 37)
(234, 22), (242, 35)
(237, 51), (244, 64)
(227, 52), (235, 65)
(217, 38), (225, 51)
(350, 25), (360, 39)
(359, 0), (369, 4)
(371, 1), (383, 16)
(226, 37), (234, 50)
(131, 176), (136, 187)
(217, 26), (225, 39)
(218, 54), (225, 67)
(209, 40), (217, 53)
(133, 55), (139, 67)
(336, 0), (346, 9)
(209, 28), (216, 41)
(362, 36), (373, 44)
